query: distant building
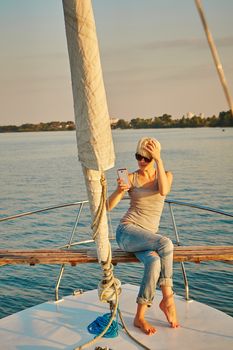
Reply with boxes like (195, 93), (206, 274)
(186, 112), (194, 118)
(110, 118), (119, 125)
(186, 112), (205, 119)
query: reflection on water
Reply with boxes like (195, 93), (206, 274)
(0, 128), (232, 318)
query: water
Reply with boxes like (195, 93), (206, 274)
(0, 128), (232, 319)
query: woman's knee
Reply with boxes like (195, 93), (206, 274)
(158, 236), (173, 254)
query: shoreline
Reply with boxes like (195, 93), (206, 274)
(0, 126), (231, 133)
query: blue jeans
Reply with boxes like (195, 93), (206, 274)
(116, 222), (174, 306)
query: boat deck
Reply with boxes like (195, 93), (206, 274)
(0, 284), (232, 350)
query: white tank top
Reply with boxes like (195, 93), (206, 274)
(121, 171), (165, 232)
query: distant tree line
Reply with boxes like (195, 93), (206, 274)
(0, 110), (232, 133)
(112, 110), (233, 129)
(0, 121), (75, 133)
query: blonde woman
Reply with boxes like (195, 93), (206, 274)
(107, 137), (179, 335)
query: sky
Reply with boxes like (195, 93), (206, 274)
(0, 0), (233, 126)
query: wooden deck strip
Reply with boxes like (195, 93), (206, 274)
(0, 246), (233, 266)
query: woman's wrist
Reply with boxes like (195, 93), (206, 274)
(154, 157), (162, 164)
(116, 187), (125, 194)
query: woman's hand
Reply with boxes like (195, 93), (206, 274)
(143, 139), (161, 162)
(106, 177), (130, 211)
(117, 178), (130, 193)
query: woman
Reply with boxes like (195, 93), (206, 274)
(107, 137), (179, 335)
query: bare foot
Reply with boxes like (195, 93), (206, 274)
(159, 295), (180, 328)
(134, 317), (157, 335)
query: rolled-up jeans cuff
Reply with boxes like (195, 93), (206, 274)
(159, 277), (173, 287)
(136, 296), (153, 307)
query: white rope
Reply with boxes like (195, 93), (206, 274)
(73, 173), (121, 350)
(91, 174), (107, 241)
(195, 0), (233, 115)
(74, 284), (119, 350)
(91, 173), (121, 303)
(118, 309), (151, 350)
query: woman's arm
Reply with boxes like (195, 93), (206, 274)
(156, 160), (173, 196)
(106, 177), (131, 211)
(144, 140), (173, 196)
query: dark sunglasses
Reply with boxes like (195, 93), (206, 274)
(135, 153), (152, 163)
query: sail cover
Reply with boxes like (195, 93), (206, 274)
(62, 0), (115, 171)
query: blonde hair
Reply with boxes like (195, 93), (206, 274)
(136, 137), (161, 158)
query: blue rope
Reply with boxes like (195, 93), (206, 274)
(87, 312), (121, 338)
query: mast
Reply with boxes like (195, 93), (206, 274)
(62, 0), (115, 265)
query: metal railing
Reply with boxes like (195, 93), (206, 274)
(1, 199), (232, 301)
(166, 199), (232, 300)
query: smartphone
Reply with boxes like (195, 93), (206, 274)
(117, 168), (130, 186)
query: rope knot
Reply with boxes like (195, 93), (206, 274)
(100, 174), (107, 187)
(98, 259), (121, 303)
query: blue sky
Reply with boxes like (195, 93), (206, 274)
(0, 0), (233, 125)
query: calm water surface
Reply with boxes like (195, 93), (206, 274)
(0, 128), (232, 318)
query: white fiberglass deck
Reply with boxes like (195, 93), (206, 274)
(0, 284), (232, 350)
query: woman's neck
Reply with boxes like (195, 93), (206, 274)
(138, 167), (155, 180)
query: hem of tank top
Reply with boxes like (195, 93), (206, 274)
(120, 219), (158, 233)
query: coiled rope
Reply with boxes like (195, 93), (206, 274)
(74, 283), (119, 350)
(88, 312), (121, 338)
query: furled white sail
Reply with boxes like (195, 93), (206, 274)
(62, 0), (115, 267)
(63, 0), (115, 171)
